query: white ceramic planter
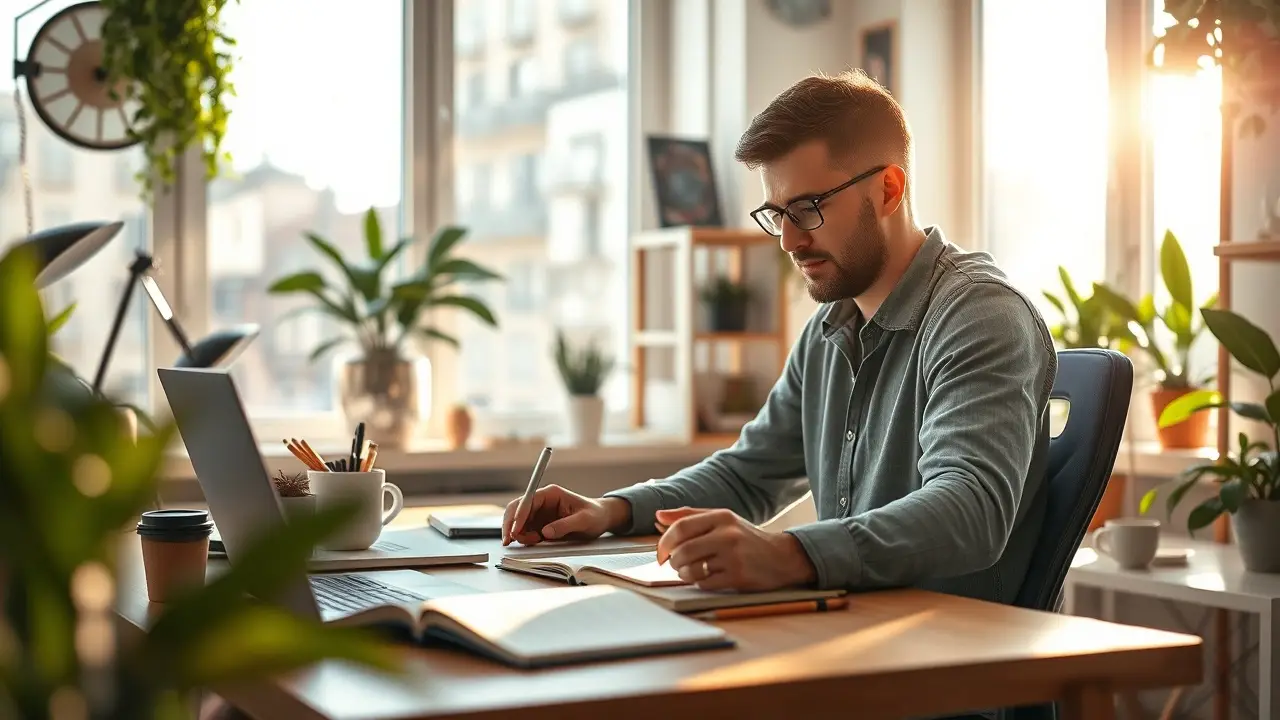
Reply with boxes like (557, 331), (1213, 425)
(566, 395), (605, 447)
(1232, 499), (1280, 573)
(278, 494), (316, 525)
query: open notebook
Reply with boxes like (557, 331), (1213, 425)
(497, 551), (845, 613)
(330, 584), (733, 669)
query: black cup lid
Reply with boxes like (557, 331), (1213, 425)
(137, 509), (213, 532)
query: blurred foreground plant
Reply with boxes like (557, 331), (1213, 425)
(0, 245), (402, 719)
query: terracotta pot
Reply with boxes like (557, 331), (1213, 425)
(445, 405), (473, 450)
(1150, 387), (1212, 450)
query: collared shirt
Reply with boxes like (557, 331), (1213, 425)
(605, 226), (1057, 603)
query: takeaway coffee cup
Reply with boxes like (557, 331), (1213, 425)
(137, 509), (214, 602)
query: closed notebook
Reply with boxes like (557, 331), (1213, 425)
(210, 526), (489, 570)
(330, 584), (734, 669)
(497, 551), (846, 613)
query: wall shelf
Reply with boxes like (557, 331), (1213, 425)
(1213, 237), (1280, 261)
(630, 226), (788, 443)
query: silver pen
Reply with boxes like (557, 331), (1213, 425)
(512, 446), (554, 536)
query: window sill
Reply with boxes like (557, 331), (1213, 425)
(1114, 441), (1215, 480)
(160, 432), (730, 483)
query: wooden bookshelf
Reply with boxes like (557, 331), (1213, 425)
(630, 226), (788, 444)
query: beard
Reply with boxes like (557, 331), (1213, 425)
(794, 198), (888, 303)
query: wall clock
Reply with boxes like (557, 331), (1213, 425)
(765, 0), (832, 28)
(13, 1), (140, 151)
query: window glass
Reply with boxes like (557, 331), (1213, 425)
(1, 6), (151, 408)
(451, 0), (629, 430)
(210, 0), (405, 415)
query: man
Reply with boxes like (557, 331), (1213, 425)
(502, 70), (1056, 606)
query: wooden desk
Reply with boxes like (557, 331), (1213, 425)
(117, 506), (1203, 720)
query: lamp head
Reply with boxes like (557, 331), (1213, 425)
(18, 221), (125, 289)
(176, 325), (260, 369)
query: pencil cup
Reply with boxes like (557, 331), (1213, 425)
(136, 509), (214, 603)
(308, 470), (403, 551)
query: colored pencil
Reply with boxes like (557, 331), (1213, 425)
(693, 597), (848, 621)
(283, 439), (320, 470)
(298, 438), (328, 471)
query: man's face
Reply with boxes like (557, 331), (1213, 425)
(759, 141), (888, 303)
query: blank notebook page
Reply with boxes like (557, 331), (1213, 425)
(427, 585), (726, 660)
(561, 551), (685, 586)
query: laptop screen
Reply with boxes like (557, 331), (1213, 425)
(157, 367), (321, 620)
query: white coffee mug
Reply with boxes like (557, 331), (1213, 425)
(308, 469), (404, 550)
(1091, 517), (1161, 570)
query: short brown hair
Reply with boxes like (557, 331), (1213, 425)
(734, 70), (911, 177)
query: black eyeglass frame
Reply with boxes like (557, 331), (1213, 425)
(749, 164), (889, 237)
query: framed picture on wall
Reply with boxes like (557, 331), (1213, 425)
(646, 136), (724, 228)
(860, 21), (897, 96)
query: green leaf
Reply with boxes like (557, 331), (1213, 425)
(1220, 478), (1248, 512)
(46, 302), (76, 336)
(305, 232), (379, 300)
(1187, 496), (1225, 533)
(1158, 388), (1222, 427)
(1137, 294), (1156, 324)
(1090, 283), (1141, 323)
(303, 289), (361, 325)
(430, 295), (498, 326)
(1166, 472), (1205, 515)
(268, 271), (327, 294)
(1160, 229), (1194, 311)
(1139, 487), (1159, 515)
(417, 327), (460, 347)
(427, 258), (503, 284)
(173, 604), (401, 687)
(0, 244), (48, 395)
(378, 236), (415, 271)
(427, 226), (468, 268)
(1230, 401), (1272, 423)
(1041, 291), (1066, 316)
(1266, 390), (1280, 428)
(363, 207), (384, 259)
(308, 337), (349, 364)
(1202, 308), (1280, 379)
(1058, 266), (1082, 308)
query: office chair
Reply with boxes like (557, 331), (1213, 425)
(1003, 348), (1134, 720)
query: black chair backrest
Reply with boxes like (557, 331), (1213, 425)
(1014, 348), (1132, 611)
(1003, 349), (1132, 720)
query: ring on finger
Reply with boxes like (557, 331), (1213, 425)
(700, 560), (710, 578)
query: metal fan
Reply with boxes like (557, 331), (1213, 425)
(12, 0), (140, 151)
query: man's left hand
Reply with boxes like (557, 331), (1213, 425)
(654, 507), (818, 592)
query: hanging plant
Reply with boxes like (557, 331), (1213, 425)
(1150, 0), (1280, 135)
(98, 0), (238, 198)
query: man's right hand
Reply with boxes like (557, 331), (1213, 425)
(500, 485), (631, 546)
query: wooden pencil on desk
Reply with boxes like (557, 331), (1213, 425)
(362, 442), (379, 472)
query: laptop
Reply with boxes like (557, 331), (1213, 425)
(157, 366), (481, 622)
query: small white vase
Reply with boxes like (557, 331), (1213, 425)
(566, 394), (605, 447)
(278, 494), (316, 525)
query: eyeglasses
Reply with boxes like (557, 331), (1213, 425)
(749, 165), (888, 237)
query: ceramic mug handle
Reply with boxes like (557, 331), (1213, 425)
(382, 482), (404, 526)
(1091, 527), (1115, 558)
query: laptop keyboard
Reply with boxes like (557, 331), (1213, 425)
(310, 573), (427, 614)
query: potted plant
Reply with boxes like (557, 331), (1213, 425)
(99, 0), (238, 198)
(273, 469), (315, 524)
(554, 331), (615, 446)
(1041, 266), (1126, 350)
(1092, 230), (1218, 448)
(268, 208), (502, 450)
(1141, 307), (1280, 572)
(699, 276), (753, 332)
(0, 244), (400, 719)
(1150, 1), (1280, 136)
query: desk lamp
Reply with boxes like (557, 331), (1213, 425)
(10, 220), (124, 288)
(94, 250), (260, 393)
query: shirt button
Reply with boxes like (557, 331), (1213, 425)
(839, 497), (848, 508)
(846, 429), (855, 442)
